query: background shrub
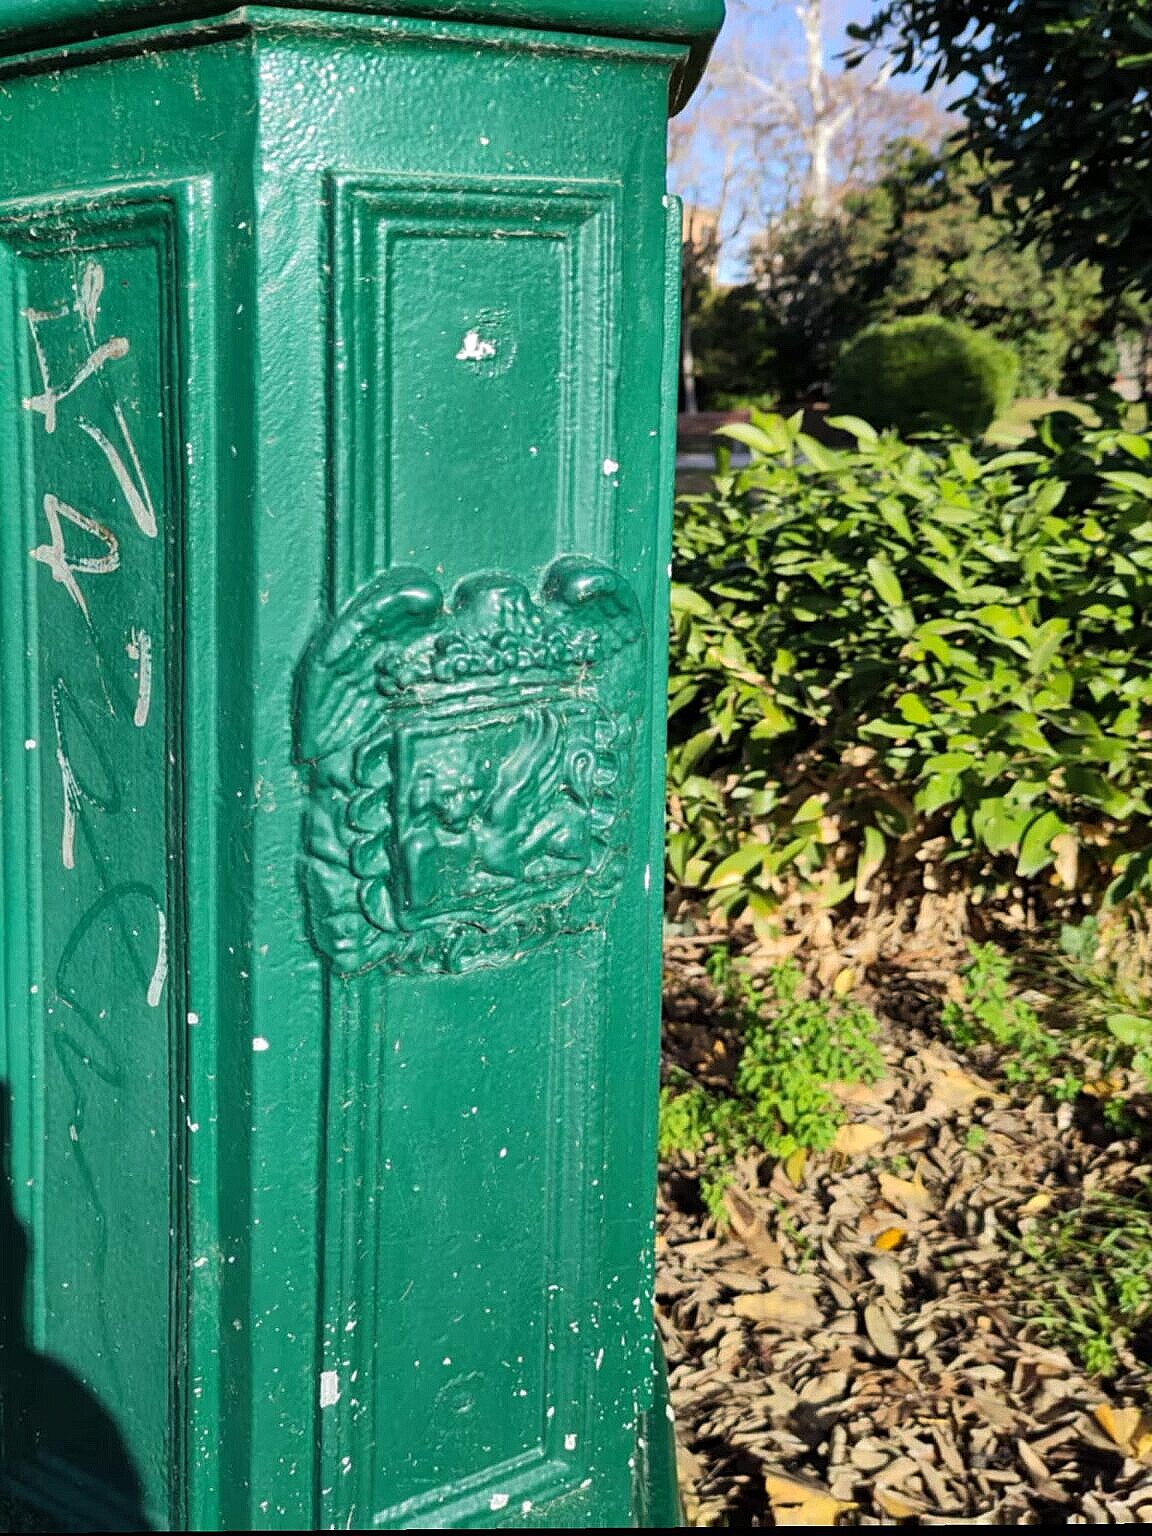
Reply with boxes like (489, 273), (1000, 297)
(829, 316), (1019, 437)
(668, 407), (1152, 931)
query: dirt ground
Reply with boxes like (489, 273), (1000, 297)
(657, 940), (1152, 1526)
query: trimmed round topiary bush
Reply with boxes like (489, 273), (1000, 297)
(830, 316), (1020, 437)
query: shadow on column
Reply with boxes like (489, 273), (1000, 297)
(0, 1082), (151, 1533)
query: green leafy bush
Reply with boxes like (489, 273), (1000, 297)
(830, 315), (1019, 437)
(668, 408), (1152, 928)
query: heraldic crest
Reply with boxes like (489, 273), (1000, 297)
(296, 557), (644, 976)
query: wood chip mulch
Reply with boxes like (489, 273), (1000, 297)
(658, 948), (1152, 1526)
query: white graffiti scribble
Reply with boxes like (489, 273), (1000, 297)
(21, 260), (130, 435)
(30, 493), (121, 620)
(127, 626), (154, 728)
(147, 906), (168, 1008)
(79, 411), (157, 538)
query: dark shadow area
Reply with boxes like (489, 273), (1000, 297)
(0, 1082), (151, 1533)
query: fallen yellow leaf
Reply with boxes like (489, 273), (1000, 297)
(878, 1168), (934, 1214)
(874, 1487), (925, 1519)
(927, 1065), (996, 1109)
(1094, 1402), (1152, 1464)
(1018, 1192), (1054, 1217)
(830, 1078), (898, 1107)
(832, 1121), (887, 1157)
(783, 1146), (808, 1186)
(832, 966), (856, 995)
(734, 1286), (823, 1329)
(873, 1225), (907, 1251)
(764, 1472), (855, 1526)
(1081, 1074), (1124, 1099)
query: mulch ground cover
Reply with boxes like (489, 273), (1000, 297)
(658, 937), (1152, 1526)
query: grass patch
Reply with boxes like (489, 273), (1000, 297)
(1017, 1187), (1152, 1378)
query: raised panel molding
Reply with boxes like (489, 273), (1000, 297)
(327, 174), (622, 592)
(314, 174), (628, 1528)
(0, 182), (199, 1533)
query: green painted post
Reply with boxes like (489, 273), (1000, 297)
(0, 3), (722, 1529)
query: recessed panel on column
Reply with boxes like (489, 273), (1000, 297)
(0, 190), (186, 1531)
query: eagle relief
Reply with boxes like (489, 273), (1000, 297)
(296, 558), (644, 975)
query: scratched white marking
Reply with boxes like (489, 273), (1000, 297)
(22, 323), (129, 434)
(55, 743), (80, 870)
(455, 329), (497, 362)
(147, 907), (168, 1007)
(126, 626), (154, 727)
(319, 1370), (341, 1408)
(80, 410), (157, 538)
(30, 494), (121, 619)
(76, 262), (103, 329)
(22, 262), (130, 435)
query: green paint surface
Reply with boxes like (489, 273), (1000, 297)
(0, 3), (719, 1528)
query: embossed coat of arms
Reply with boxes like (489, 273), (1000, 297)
(296, 558), (644, 975)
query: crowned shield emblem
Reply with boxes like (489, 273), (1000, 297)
(296, 558), (644, 975)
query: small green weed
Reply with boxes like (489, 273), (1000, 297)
(776, 1209), (814, 1264)
(699, 1165), (735, 1228)
(941, 942), (1079, 1095)
(1017, 1189), (1152, 1379)
(656, 1075), (713, 1159)
(659, 956), (885, 1205)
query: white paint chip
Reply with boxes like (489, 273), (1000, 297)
(186, 1011), (200, 1025)
(253, 1036), (270, 1052)
(23, 738), (36, 750)
(564, 1433), (578, 1451)
(489, 1494), (509, 1512)
(456, 330), (497, 362)
(602, 457), (620, 476)
(319, 1370), (341, 1409)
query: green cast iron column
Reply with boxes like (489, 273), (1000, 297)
(0, 3), (722, 1528)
